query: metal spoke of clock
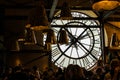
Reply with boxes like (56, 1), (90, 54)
(81, 31), (92, 43)
(78, 44), (88, 56)
(76, 28), (95, 54)
(64, 23), (88, 40)
(57, 28), (78, 54)
(62, 28), (81, 49)
(76, 47), (81, 58)
(69, 29), (73, 44)
(52, 19), (58, 25)
(61, 19), (66, 25)
(89, 52), (98, 61)
(76, 27), (89, 40)
(68, 47), (73, 64)
(75, 27), (79, 38)
(76, 48), (83, 66)
(64, 23), (86, 39)
(68, 58), (71, 65)
(77, 41), (97, 60)
(82, 33), (94, 40)
(53, 53), (63, 63)
(82, 59), (86, 67)
(69, 46), (74, 58)
(85, 57), (91, 66)
(72, 60), (75, 64)
(89, 52), (98, 60)
(74, 22), (83, 37)
(59, 58), (65, 67)
(71, 27), (77, 37)
(69, 28), (72, 34)
(80, 42), (92, 49)
(88, 56), (96, 64)
(88, 54), (97, 62)
(76, 28), (92, 51)
(63, 26), (95, 59)
(58, 25), (98, 62)
(79, 60), (82, 67)
(81, 35), (89, 40)
(62, 42), (74, 53)
(88, 55), (96, 63)
(53, 44), (76, 63)
(79, 33), (89, 40)
(75, 60), (78, 65)
(64, 28), (81, 40)
(73, 59), (77, 64)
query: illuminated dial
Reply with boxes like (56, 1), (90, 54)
(50, 11), (102, 70)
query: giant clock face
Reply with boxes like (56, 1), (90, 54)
(48, 11), (101, 70)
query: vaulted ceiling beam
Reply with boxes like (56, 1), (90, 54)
(103, 6), (120, 19)
(49, 0), (59, 20)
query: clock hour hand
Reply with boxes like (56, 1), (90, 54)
(77, 32), (89, 40)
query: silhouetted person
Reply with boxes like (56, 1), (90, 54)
(10, 66), (28, 80)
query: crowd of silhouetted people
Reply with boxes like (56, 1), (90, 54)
(0, 57), (120, 80)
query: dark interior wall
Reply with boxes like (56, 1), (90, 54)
(0, 7), (5, 35)
(3, 52), (49, 71)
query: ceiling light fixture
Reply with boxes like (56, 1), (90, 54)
(92, 0), (120, 11)
(60, 2), (73, 20)
(28, 4), (49, 31)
